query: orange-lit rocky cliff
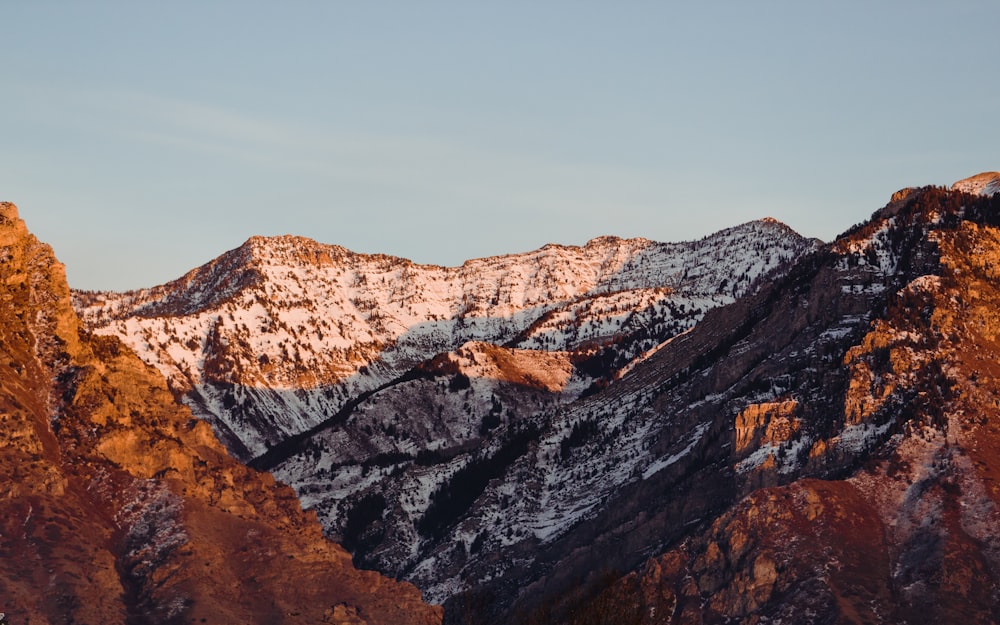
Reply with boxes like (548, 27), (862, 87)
(0, 201), (441, 624)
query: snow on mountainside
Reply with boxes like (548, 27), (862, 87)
(284, 182), (987, 613)
(74, 219), (815, 461)
(71, 218), (816, 614)
(951, 171), (1000, 196)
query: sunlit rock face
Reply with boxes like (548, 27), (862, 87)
(0, 202), (440, 625)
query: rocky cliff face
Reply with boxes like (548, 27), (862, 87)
(0, 203), (440, 625)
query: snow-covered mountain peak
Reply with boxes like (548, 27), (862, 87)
(243, 233), (328, 258)
(73, 222), (817, 461)
(712, 217), (800, 238)
(951, 171), (1000, 196)
(756, 216), (795, 230)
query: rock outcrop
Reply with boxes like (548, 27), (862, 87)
(0, 202), (440, 624)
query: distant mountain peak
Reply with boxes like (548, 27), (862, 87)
(744, 216), (800, 234)
(74, 220), (816, 463)
(951, 171), (1000, 196)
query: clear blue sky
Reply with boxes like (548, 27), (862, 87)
(2, 2), (997, 291)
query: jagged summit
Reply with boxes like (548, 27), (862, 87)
(241, 224), (791, 273)
(580, 217), (797, 250)
(80, 220), (807, 318)
(952, 171), (1000, 196)
(242, 234), (417, 269)
(582, 234), (638, 247)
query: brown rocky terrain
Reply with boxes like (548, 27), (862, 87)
(0, 201), (441, 624)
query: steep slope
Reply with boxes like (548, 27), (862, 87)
(75, 221), (815, 461)
(0, 203), (440, 625)
(475, 181), (1000, 624)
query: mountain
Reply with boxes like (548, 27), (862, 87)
(0, 202), (440, 624)
(75, 220), (814, 462)
(67, 171), (1000, 624)
(951, 170), (1000, 196)
(72, 219), (816, 600)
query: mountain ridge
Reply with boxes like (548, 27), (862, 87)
(76, 218), (809, 320)
(565, 183), (1000, 624)
(70, 215), (817, 615)
(74, 217), (815, 461)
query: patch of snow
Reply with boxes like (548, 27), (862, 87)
(643, 422), (710, 479)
